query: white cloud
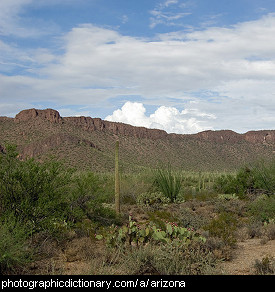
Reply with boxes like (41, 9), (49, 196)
(149, 0), (191, 28)
(105, 101), (215, 134)
(0, 0), (37, 37)
(1, 12), (275, 132)
(164, 0), (179, 7)
(0, 0), (60, 37)
(120, 15), (129, 24)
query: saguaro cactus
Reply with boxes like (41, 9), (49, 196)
(115, 140), (120, 214)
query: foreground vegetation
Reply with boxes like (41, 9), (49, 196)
(0, 144), (274, 275)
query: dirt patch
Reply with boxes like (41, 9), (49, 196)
(220, 238), (275, 275)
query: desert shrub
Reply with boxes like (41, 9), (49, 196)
(136, 192), (170, 210)
(247, 221), (263, 238)
(69, 171), (102, 221)
(214, 160), (275, 198)
(204, 212), (238, 247)
(214, 196), (247, 216)
(248, 195), (275, 223)
(263, 220), (275, 240)
(252, 160), (275, 196)
(203, 236), (233, 260)
(153, 241), (218, 275)
(0, 215), (31, 274)
(119, 173), (153, 204)
(70, 171), (121, 226)
(118, 240), (218, 275)
(147, 210), (179, 230)
(179, 207), (209, 230)
(0, 145), (119, 235)
(214, 174), (239, 195)
(253, 256), (275, 275)
(122, 245), (160, 275)
(214, 168), (254, 198)
(0, 144), (73, 234)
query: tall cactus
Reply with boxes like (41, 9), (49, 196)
(115, 140), (120, 214)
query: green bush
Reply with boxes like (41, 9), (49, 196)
(214, 160), (275, 198)
(214, 168), (253, 198)
(0, 144), (73, 233)
(205, 212), (238, 247)
(70, 171), (121, 226)
(0, 215), (31, 274)
(252, 160), (275, 196)
(136, 192), (170, 209)
(248, 195), (275, 223)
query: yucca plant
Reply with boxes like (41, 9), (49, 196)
(154, 164), (182, 203)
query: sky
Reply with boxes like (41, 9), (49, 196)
(1, 0), (275, 134)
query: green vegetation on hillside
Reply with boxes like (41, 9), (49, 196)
(1, 116), (275, 173)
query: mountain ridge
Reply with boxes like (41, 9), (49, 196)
(1, 108), (275, 172)
(10, 107), (275, 143)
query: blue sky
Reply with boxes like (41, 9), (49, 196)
(1, 0), (275, 134)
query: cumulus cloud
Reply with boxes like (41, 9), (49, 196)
(105, 101), (215, 134)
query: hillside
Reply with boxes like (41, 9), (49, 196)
(0, 108), (275, 172)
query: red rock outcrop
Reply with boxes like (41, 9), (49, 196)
(194, 130), (243, 143)
(244, 131), (275, 144)
(15, 108), (61, 123)
(193, 129), (275, 144)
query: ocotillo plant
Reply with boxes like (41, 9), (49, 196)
(154, 164), (182, 202)
(115, 140), (120, 214)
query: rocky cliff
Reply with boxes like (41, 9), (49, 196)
(14, 108), (168, 140)
(15, 108), (62, 123)
(13, 108), (275, 144)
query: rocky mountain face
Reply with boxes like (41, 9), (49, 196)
(1, 108), (275, 172)
(13, 108), (275, 144)
(14, 108), (168, 140)
(194, 129), (275, 144)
